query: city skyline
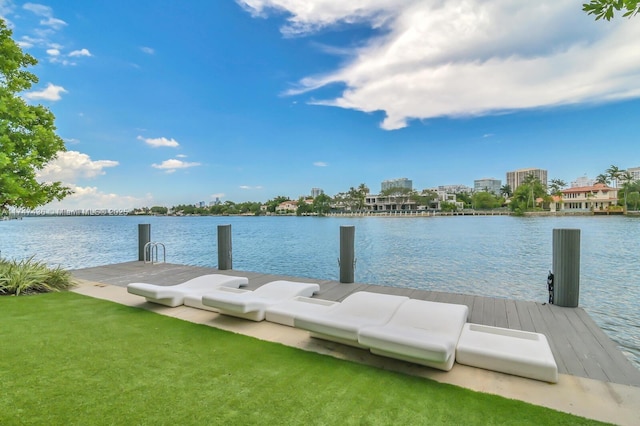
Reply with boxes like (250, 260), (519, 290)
(2, 1), (639, 210)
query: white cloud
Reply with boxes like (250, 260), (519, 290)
(23, 3), (67, 29)
(69, 48), (92, 57)
(313, 161), (328, 167)
(141, 46), (155, 55)
(151, 159), (201, 173)
(43, 184), (154, 211)
(17, 35), (44, 49)
(37, 151), (119, 182)
(24, 83), (67, 101)
(34, 150), (146, 210)
(239, 0), (397, 36)
(137, 135), (180, 148)
(240, 0), (640, 130)
(46, 48), (60, 56)
(239, 185), (263, 190)
(40, 16), (67, 29)
(22, 3), (52, 16)
(0, 0), (15, 18)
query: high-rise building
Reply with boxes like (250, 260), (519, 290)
(436, 184), (472, 194)
(311, 188), (324, 198)
(570, 176), (595, 188)
(506, 168), (548, 192)
(474, 178), (502, 195)
(381, 178), (412, 192)
(628, 166), (640, 182)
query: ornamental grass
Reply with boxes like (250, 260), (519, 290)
(0, 256), (75, 295)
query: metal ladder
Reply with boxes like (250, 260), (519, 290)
(143, 242), (166, 264)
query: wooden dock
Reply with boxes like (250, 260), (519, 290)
(71, 261), (640, 387)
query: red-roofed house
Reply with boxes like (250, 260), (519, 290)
(276, 200), (298, 213)
(559, 183), (618, 212)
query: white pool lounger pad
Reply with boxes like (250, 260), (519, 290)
(456, 323), (559, 383)
(294, 291), (410, 348)
(201, 280), (320, 321)
(358, 299), (468, 371)
(127, 274), (248, 307)
(266, 296), (340, 327)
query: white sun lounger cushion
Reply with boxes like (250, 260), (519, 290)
(358, 299), (468, 371)
(456, 323), (558, 383)
(201, 280), (320, 321)
(294, 291), (409, 347)
(126, 274), (248, 307)
(265, 296), (340, 327)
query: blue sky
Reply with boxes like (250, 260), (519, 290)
(2, 0), (639, 209)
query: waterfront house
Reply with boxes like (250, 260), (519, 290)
(559, 183), (618, 212)
(364, 194), (418, 212)
(276, 200), (298, 213)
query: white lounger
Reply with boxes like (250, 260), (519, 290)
(266, 296), (340, 327)
(456, 323), (559, 383)
(358, 299), (468, 371)
(201, 280), (320, 321)
(127, 274), (248, 307)
(294, 291), (409, 348)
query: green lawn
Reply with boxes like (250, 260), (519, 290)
(0, 292), (604, 425)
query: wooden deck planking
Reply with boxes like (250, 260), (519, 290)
(492, 299), (509, 329)
(534, 303), (582, 378)
(569, 308), (640, 384)
(505, 299), (521, 329)
(70, 261), (640, 387)
(469, 296), (484, 324)
(549, 306), (610, 383)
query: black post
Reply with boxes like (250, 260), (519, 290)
(552, 228), (580, 307)
(218, 224), (232, 270)
(138, 224), (151, 261)
(340, 225), (355, 283)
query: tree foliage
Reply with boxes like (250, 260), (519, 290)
(509, 176), (547, 214)
(548, 179), (567, 195)
(312, 193), (332, 216)
(628, 191), (640, 211)
(264, 196), (290, 213)
(583, 0), (640, 20)
(472, 191), (502, 210)
(0, 19), (71, 211)
(500, 184), (512, 198)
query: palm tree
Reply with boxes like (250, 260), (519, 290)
(606, 165), (622, 188)
(619, 170), (633, 210)
(595, 174), (610, 185)
(548, 178), (567, 195)
(500, 184), (512, 198)
(522, 174), (538, 209)
(356, 183), (369, 210)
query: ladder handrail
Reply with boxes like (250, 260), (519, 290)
(143, 241), (166, 264)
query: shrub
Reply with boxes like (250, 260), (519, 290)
(0, 257), (75, 296)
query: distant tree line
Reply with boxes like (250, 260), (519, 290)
(130, 164), (639, 217)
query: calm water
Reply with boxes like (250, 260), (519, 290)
(1, 215), (639, 368)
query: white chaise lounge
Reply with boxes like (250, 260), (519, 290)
(266, 296), (340, 327)
(294, 291), (409, 348)
(456, 323), (559, 383)
(201, 280), (320, 321)
(127, 274), (248, 307)
(358, 299), (468, 371)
